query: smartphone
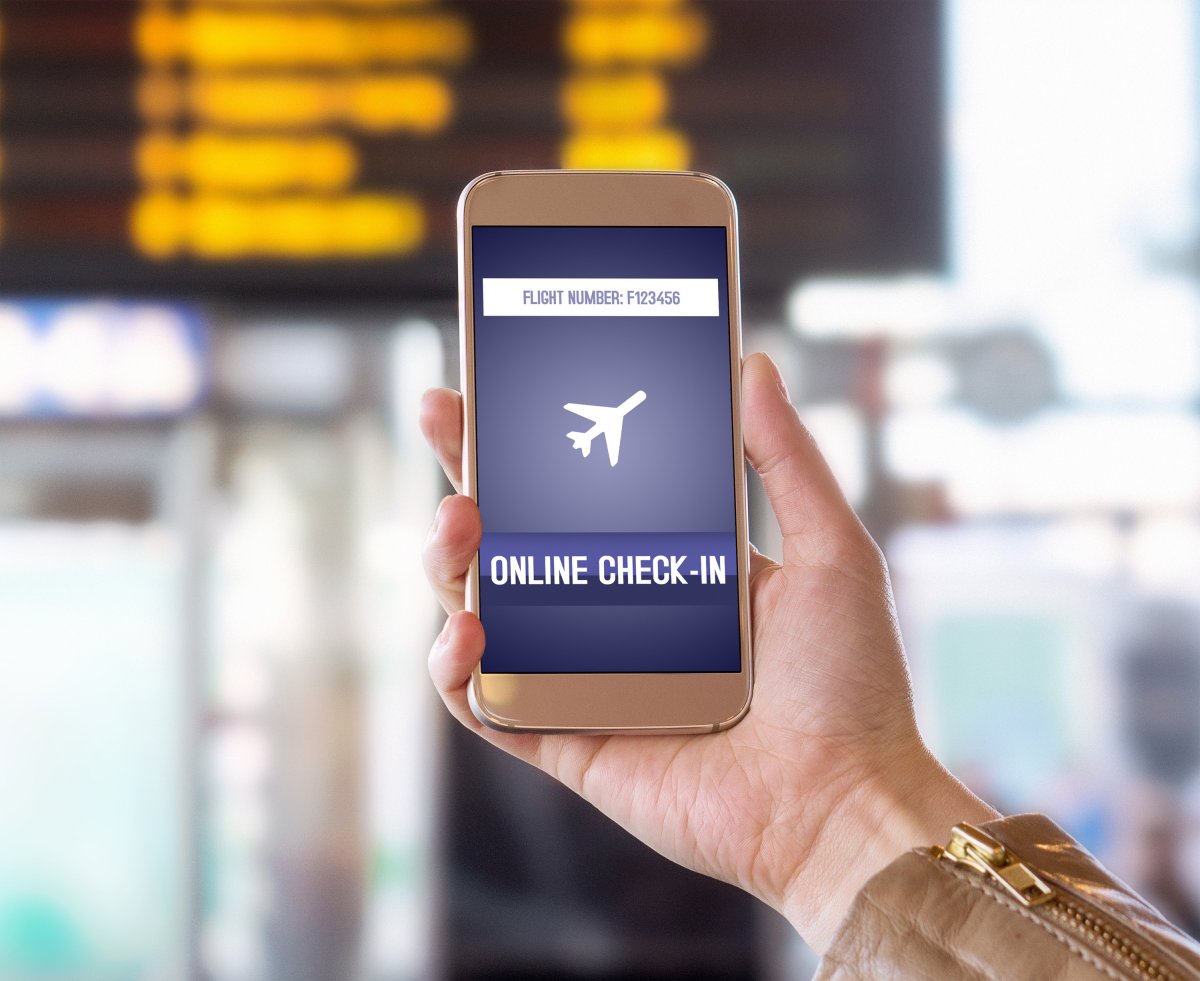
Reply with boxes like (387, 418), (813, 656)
(458, 170), (752, 733)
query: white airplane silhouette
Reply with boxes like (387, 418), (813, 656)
(564, 390), (646, 467)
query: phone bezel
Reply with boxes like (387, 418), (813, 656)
(457, 170), (752, 734)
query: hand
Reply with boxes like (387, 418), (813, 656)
(420, 352), (997, 952)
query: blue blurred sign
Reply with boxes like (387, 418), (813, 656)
(0, 300), (208, 418)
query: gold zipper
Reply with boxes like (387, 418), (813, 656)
(932, 823), (1187, 981)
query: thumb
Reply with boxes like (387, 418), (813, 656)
(741, 352), (867, 565)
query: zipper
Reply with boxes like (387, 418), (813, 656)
(931, 822), (1187, 981)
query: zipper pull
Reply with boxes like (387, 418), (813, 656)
(933, 822), (1056, 908)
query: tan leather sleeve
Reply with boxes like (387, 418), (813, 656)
(816, 814), (1200, 980)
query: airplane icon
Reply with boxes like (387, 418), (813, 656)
(564, 390), (647, 467)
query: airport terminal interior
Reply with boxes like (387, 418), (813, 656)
(1, 2), (1199, 978)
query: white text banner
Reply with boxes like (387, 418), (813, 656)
(481, 278), (720, 317)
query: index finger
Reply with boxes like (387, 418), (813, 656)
(420, 387), (465, 493)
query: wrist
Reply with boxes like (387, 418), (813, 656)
(777, 744), (999, 954)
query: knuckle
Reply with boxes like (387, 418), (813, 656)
(422, 540), (453, 588)
(823, 531), (887, 585)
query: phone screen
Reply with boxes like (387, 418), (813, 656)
(471, 225), (742, 674)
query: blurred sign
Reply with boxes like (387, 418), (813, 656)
(0, 0), (943, 298)
(0, 300), (207, 417)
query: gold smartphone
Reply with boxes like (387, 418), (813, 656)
(458, 170), (752, 733)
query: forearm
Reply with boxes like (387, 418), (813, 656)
(777, 747), (999, 953)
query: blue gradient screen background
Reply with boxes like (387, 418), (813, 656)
(472, 226), (742, 673)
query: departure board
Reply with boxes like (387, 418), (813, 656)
(0, 0), (942, 299)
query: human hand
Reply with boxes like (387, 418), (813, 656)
(421, 352), (997, 951)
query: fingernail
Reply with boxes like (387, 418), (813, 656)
(429, 497), (446, 538)
(765, 355), (792, 404)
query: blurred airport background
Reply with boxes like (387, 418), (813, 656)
(0, 0), (1197, 978)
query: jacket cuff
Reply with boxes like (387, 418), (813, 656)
(815, 812), (1200, 980)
